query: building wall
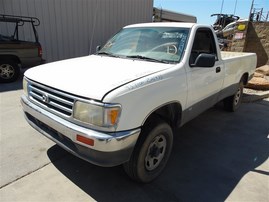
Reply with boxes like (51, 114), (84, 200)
(0, 0), (153, 63)
(153, 8), (197, 23)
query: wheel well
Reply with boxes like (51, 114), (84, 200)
(0, 55), (21, 65)
(143, 102), (182, 132)
(241, 73), (249, 85)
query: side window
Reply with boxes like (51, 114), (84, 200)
(189, 28), (218, 66)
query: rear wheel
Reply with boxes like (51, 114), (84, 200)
(123, 118), (173, 183)
(224, 81), (244, 112)
(0, 59), (20, 83)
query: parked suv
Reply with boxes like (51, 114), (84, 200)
(0, 14), (44, 83)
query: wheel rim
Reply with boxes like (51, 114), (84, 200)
(234, 87), (242, 106)
(145, 134), (167, 171)
(0, 64), (15, 79)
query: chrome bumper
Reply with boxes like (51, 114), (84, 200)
(21, 95), (140, 167)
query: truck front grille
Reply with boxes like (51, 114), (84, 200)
(28, 82), (75, 117)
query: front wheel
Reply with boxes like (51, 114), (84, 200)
(224, 81), (244, 112)
(123, 118), (173, 183)
(0, 59), (20, 83)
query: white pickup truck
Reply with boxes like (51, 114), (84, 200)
(21, 22), (256, 183)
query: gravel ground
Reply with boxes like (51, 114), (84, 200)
(243, 88), (269, 102)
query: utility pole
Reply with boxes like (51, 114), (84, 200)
(249, 0), (255, 21)
(220, 0), (225, 14)
(233, 0), (238, 15)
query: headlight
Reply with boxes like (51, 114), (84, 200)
(23, 77), (29, 96)
(73, 101), (121, 128)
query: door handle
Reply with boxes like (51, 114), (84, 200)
(216, 67), (221, 73)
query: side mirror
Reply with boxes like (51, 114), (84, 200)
(96, 45), (101, 52)
(193, 53), (216, 67)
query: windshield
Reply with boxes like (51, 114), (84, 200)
(0, 34), (15, 41)
(98, 27), (190, 64)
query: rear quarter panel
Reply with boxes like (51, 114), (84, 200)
(0, 41), (42, 67)
(221, 51), (257, 89)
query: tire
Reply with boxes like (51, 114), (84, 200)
(0, 59), (20, 83)
(224, 81), (244, 112)
(123, 118), (173, 183)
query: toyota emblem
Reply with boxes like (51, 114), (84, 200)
(42, 94), (49, 103)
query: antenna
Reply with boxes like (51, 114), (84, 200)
(89, 0), (99, 54)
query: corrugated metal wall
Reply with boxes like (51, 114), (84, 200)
(0, 0), (153, 63)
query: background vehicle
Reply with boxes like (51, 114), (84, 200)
(211, 13), (240, 32)
(21, 22), (256, 183)
(0, 14), (43, 83)
(215, 19), (248, 38)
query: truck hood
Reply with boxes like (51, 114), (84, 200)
(25, 55), (173, 100)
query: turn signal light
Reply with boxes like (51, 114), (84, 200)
(108, 109), (120, 125)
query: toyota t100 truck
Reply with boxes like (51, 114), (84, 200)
(21, 22), (256, 182)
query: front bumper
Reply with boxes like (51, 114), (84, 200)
(21, 95), (140, 167)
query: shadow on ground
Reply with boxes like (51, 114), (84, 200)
(47, 102), (269, 202)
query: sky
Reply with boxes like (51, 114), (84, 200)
(153, 0), (269, 25)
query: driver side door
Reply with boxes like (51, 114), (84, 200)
(185, 28), (224, 121)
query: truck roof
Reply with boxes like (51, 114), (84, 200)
(124, 22), (196, 29)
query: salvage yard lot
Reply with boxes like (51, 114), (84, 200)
(0, 77), (268, 202)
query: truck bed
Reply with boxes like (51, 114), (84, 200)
(221, 51), (256, 59)
(220, 51), (257, 92)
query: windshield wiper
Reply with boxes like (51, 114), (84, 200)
(126, 55), (169, 64)
(96, 52), (119, 58)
